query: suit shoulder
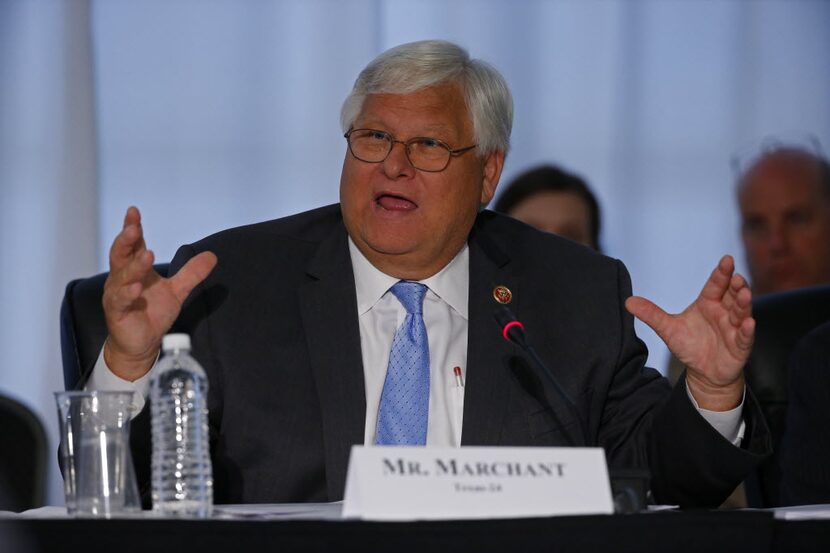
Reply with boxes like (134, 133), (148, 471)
(187, 204), (343, 253)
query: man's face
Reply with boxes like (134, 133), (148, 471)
(340, 82), (504, 279)
(738, 151), (830, 295)
(507, 190), (594, 249)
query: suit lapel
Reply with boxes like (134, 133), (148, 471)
(299, 222), (366, 500)
(461, 216), (519, 445)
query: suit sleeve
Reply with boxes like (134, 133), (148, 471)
(599, 260), (771, 508)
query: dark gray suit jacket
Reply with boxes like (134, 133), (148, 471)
(779, 320), (830, 505)
(128, 204), (770, 507)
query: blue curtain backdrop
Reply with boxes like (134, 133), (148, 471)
(2, 0), (829, 505)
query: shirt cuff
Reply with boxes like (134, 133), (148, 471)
(686, 383), (746, 446)
(85, 345), (157, 417)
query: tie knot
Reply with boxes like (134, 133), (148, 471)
(390, 281), (427, 315)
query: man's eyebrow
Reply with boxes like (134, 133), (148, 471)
(415, 123), (454, 134)
(354, 120), (456, 136)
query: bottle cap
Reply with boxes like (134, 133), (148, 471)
(162, 333), (191, 353)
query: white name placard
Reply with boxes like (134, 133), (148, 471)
(342, 446), (613, 521)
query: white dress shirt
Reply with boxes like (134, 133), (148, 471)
(349, 238), (468, 446)
(88, 239), (745, 446)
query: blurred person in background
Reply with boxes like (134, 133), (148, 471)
(671, 139), (830, 385)
(736, 145), (830, 296)
(667, 138), (830, 508)
(741, 140), (830, 507)
(493, 165), (601, 251)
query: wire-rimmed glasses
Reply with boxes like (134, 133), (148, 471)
(345, 128), (477, 172)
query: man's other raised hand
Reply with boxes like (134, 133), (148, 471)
(625, 255), (754, 411)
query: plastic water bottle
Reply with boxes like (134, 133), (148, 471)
(150, 333), (213, 517)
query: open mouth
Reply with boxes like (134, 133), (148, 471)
(375, 193), (418, 211)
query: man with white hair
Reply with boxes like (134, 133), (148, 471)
(91, 40), (770, 507)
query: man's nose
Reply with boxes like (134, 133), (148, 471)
(382, 141), (416, 179)
(768, 222), (790, 254)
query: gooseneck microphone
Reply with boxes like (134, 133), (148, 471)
(494, 307), (651, 512)
(494, 306), (590, 447)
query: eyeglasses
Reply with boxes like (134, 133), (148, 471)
(344, 128), (477, 172)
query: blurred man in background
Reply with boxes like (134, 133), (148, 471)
(494, 165), (601, 251)
(671, 143), (830, 386)
(667, 142), (830, 508)
(737, 147), (830, 295)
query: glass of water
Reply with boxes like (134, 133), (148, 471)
(55, 390), (141, 517)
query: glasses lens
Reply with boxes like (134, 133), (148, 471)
(408, 138), (451, 172)
(348, 130), (391, 163)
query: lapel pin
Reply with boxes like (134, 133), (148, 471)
(493, 285), (513, 305)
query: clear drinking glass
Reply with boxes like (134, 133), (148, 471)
(54, 390), (141, 517)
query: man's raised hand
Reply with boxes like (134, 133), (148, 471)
(102, 207), (217, 381)
(625, 255), (754, 411)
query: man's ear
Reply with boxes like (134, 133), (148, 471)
(480, 149), (505, 205)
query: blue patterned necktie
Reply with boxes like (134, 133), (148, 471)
(376, 281), (430, 446)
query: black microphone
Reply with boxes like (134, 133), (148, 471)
(494, 306), (590, 447)
(495, 306), (650, 513)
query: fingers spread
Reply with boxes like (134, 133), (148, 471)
(699, 255), (735, 302)
(106, 281), (143, 315)
(625, 296), (671, 339)
(736, 317), (755, 351)
(170, 251), (218, 304)
(121, 248), (155, 284)
(731, 272), (748, 292)
(110, 207), (147, 271)
(103, 244), (155, 317)
(728, 275), (752, 327)
(123, 205), (141, 227)
(109, 223), (141, 268)
(721, 271), (745, 312)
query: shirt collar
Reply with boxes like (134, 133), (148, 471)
(348, 238), (469, 320)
